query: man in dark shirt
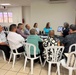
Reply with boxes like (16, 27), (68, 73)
(62, 24), (76, 53)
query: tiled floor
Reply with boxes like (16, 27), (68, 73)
(0, 53), (76, 75)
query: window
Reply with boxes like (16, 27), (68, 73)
(0, 12), (3, 22)
(0, 12), (13, 23)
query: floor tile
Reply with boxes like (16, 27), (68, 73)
(34, 63), (42, 69)
(1, 64), (12, 70)
(10, 65), (22, 72)
(40, 68), (48, 75)
(29, 68), (41, 75)
(19, 67), (30, 74)
(17, 73), (27, 75)
(0, 69), (8, 75)
(0, 63), (6, 68)
(5, 71), (17, 75)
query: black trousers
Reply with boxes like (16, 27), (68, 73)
(13, 46), (25, 53)
(0, 45), (10, 59)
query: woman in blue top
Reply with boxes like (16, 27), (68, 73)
(43, 22), (52, 35)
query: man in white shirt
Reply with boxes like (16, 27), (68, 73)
(7, 24), (25, 53)
(0, 25), (10, 61)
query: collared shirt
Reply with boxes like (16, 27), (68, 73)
(7, 32), (25, 49)
(0, 31), (7, 43)
(24, 28), (30, 35)
(16, 29), (28, 38)
(62, 32), (76, 53)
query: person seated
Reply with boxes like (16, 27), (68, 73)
(0, 25), (10, 61)
(43, 30), (60, 47)
(62, 24), (76, 53)
(16, 23), (28, 38)
(43, 30), (60, 61)
(43, 22), (52, 35)
(61, 22), (69, 37)
(7, 24), (25, 54)
(27, 29), (42, 57)
(24, 24), (30, 35)
(33, 23), (40, 34)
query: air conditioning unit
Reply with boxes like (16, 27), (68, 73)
(49, 0), (67, 3)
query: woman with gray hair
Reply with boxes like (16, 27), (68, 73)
(27, 29), (42, 58)
(61, 22), (69, 37)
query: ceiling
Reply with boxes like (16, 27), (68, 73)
(0, 0), (31, 6)
(0, 0), (48, 7)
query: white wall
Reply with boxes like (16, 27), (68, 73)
(0, 6), (22, 27)
(22, 6), (31, 25)
(0, 0), (76, 34)
(31, 0), (76, 34)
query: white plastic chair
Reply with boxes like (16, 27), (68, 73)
(69, 44), (76, 52)
(8, 40), (25, 68)
(43, 46), (64, 75)
(0, 50), (6, 61)
(61, 52), (76, 75)
(23, 43), (42, 74)
(61, 44), (76, 75)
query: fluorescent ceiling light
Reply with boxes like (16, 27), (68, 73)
(0, 3), (11, 6)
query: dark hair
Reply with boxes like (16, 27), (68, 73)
(33, 23), (37, 27)
(70, 24), (76, 31)
(30, 29), (36, 35)
(18, 23), (23, 28)
(64, 22), (69, 28)
(9, 24), (16, 31)
(46, 22), (50, 28)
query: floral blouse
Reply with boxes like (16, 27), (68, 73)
(42, 36), (60, 61)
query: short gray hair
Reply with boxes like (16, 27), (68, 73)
(30, 29), (36, 35)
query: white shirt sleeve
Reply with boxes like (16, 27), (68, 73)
(0, 39), (2, 43)
(18, 34), (25, 42)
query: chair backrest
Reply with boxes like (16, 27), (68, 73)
(23, 43), (37, 58)
(45, 46), (64, 62)
(69, 44), (76, 52)
(66, 52), (76, 67)
(8, 40), (18, 53)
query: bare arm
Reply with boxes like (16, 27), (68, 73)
(0, 42), (8, 46)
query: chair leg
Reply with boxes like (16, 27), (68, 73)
(31, 59), (34, 74)
(24, 57), (27, 70)
(43, 59), (47, 67)
(69, 69), (72, 75)
(39, 57), (42, 66)
(57, 63), (60, 75)
(2, 51), (6, 61)
(12, 54), (16, 68)
(48, 62), (51, 75)
(8, 53), (12, 63)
